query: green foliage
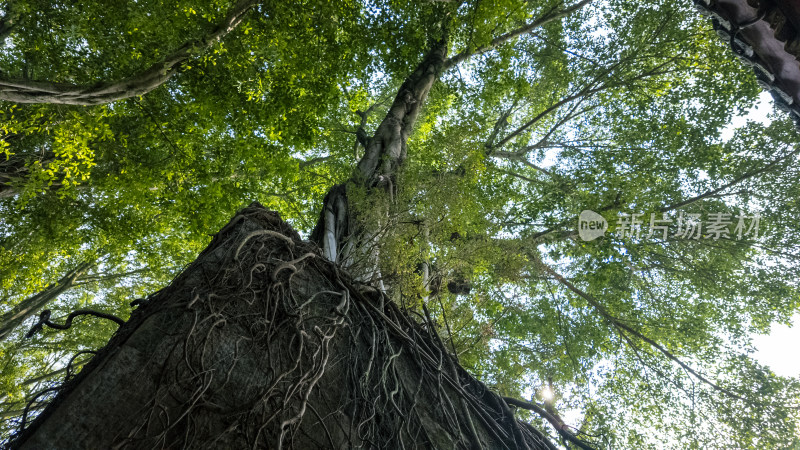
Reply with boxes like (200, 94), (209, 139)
(1, 0), (799, 447)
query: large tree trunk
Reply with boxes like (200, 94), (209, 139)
(8, 203), (556, 449)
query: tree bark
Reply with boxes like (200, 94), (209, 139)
(8, 203), (556, 449)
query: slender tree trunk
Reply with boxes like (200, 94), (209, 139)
(0, 183), (18, 199)
(310, 37), (448, 285)
(9, 203), (556, 449)
(0, 261), (93, 342)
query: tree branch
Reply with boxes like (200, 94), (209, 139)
(72, 267), (151, 285)
(491, 151), (553, 176)
(356, 38), (449, 182)
(660, 145), (800, 213)
(541, 264), (794, 407)
(502, 396), (596, 450)
(490, 165), (545, 183)
(484, 99), (519, 150)
(349, 96), (392, 157)
(491, 51), (683, 151)
(297, 155), (331, 169)
(0, 0), (259, 105)
(25, 308), (125, 338)
(492, 80), (601, 150)
(524, 143), (798, 243)
(444, 0), (593, 70)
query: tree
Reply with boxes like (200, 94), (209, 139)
(9, 203), (584, 449)
(2, 0), (800, 448)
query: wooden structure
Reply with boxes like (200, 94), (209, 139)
(696, 0), (800, 124)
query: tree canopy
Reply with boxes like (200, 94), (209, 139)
(1, 0), (799, 447)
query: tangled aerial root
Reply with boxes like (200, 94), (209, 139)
(10, 203), (562, 450)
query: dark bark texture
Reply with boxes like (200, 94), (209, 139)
(7, 203), (556, 450)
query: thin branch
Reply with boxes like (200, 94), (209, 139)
(0, 260), (94, 341)
(1, 404), (45, 420)
(444, 0), (593, 70)
(534, 99), (600, 150)
(489, 87), (594, 157)
(660, 145), (800, 213)
(529, 197), (621, 242)
(484, 99), (519, 150)
(493, 51), (682, 150)
(297, 155), (331, 169)
(491, 151), (553, 176)
(526, 144), (798, 242)
(22, 355), (93, 386)
(73, 267), (151, 285)
(542, 264), (798, 409)
(492, 81), (600, 150)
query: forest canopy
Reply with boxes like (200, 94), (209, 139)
(1, 0), (799, 447)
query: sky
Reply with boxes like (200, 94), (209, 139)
(723, 91), (800, 379)
(753, 315), (800, 378)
